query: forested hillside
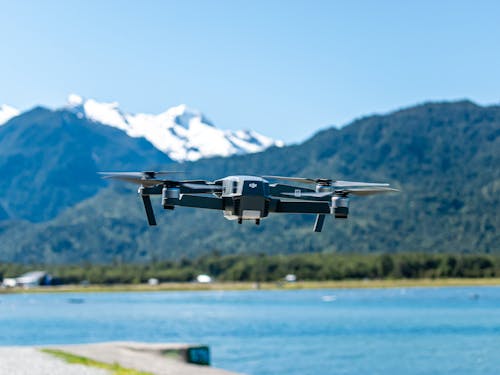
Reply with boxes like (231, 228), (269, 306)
(0, 101), (498, 263)
(0, 108), (172, 221)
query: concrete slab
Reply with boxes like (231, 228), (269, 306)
(46, 342), (243, 375)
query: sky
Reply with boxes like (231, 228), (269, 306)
(1, 0), (499, 143)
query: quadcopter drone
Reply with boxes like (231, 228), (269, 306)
(100, 172), (398, 232)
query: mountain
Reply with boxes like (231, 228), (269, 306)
(0, 100), (497, 263)
(66, 94), (283, 161)
(0, 104), (19, 125)
(0, 107), (173, 222)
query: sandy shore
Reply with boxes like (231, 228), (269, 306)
(1, 278), (499, 294)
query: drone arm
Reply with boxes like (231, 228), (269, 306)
(140, 186), (163, 195)
(167, 195), (224, 210)
(271, 200), (331, 214)
(269, 183), (316, 198)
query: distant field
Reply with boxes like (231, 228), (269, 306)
(1, 278), (499, 294)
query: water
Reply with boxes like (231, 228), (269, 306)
(0, 287), (499, 375)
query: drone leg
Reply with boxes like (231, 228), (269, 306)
(255, 219), (260, 226)
(238, 218), (243, 224)
(141, 195), (157, 226)
(313, 214), (325, 232)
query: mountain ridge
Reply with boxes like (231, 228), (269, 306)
(1, 95), (283, 162)
(0, 104), (20, 125)
(65, 94), (283, 161)
(0, 107), (173, 221)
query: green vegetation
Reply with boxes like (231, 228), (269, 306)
(2, 252), (500, 285)
(0, 107), (172, 222)
(41, 348), (152, 375)
(0, 101), (498, 263)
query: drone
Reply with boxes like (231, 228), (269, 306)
(100, 172), (398, 232)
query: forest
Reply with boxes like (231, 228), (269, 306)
(1, 252), (498, 285)
(0, 101), (498, 264)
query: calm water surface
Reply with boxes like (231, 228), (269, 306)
(0, 287), (499, 375)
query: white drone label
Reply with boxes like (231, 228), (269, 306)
(294, 189), (302, 198)
(249, 183), (257, 188)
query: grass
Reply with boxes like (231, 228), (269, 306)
(2, 277), (499, 294)
(41, 348), (153, 375)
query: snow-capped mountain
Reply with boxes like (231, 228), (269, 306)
(66, 94), (283, 161)
(0, 104), (20, 125)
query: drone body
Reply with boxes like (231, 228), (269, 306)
(100, 172), (398, 232)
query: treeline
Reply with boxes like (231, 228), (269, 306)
(1, 252), (499, 285)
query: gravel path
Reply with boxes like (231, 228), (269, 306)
(0, 347), (109, 375)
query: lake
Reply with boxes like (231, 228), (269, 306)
(0, 286), (499, 375)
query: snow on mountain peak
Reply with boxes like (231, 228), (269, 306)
(67, 93), (83, 106)
(0, 104), (20, 125)
(164, 104), (213, 129)
(66, 95), (283, 161)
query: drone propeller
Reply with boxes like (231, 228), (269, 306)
(264, 175), (390, 188)
(99, 171), (183, 187)
(100, 175), (161, 187)
(332, 181), (390, 187)
(99, 171), (181, 178)
(99, 172), (223, 194)
(342, 186), (399, 196)
(266, 175), (398, 198)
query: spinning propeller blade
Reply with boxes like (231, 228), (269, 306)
(265, 175), (391, 188)
(266, 175), (398, 198)
(99, 171), (183, 187)
(341, 187), (399, 196)
(333, 181), (390, 187)
(100, 175), (162, 187)
(99, 171), (181, 178)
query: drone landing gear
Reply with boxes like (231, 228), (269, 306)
(313, 214), (325, 232)
(141, 194), (157, 226)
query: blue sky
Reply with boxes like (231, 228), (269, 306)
(1, 0), (499, 142)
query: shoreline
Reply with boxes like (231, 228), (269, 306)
(1, 278), (499, 294)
